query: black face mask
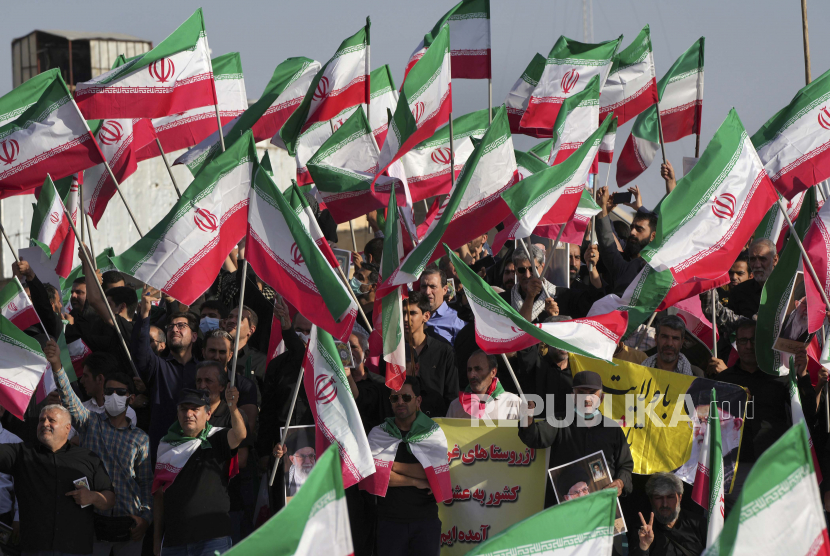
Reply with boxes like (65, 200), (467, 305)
(624, 236), (651, 258)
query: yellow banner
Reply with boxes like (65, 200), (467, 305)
(435, 418), (548, 556)
(570, 354), (748, 484)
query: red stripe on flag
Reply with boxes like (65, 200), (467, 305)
(615, 133), (648, 188)
(660, 102), (702, 142)
(599, 79), (658, 126)
(301, 77), (369, 134)
(450, 52), (491, 80)
(252, 100), (304, 143)
(0, 138), (104, 199)
(74, 78), (217, 120)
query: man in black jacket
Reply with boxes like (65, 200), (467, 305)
(630, 473), (706, 556)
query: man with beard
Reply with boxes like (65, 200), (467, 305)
(501, 260), (516, 292)
(630, 473), (705, 556)
(351, 263), (378, 332)
(595, 186), (658, 296)
(498, 246), (559, 324)
(642, 316), (704, 377)
(275, 438), (315, 497)
(716, 251), (752, 309)
(446, 351), (522, 419)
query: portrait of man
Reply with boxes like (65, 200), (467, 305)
(282, 426), (317, 499)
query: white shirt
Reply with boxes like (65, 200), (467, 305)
(446, 392), (523, 420)
(0, 423), (21, 520)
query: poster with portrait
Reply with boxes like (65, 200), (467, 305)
(774, 271), (812, 354)
(332, 247), (352, 280)
(333, 340), (354, 368)
(549, 451), (626, 536)
(279, 425), (317, 503)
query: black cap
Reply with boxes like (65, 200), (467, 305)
(177, 388), (210, 407)
(572, 371), (603, 391)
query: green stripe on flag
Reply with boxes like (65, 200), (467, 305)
(410, 108), (493, 151)
(609, 25), (653, 75)
(212, 51), (244, 79)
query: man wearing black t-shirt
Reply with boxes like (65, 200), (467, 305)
(153, 388), (246, 556)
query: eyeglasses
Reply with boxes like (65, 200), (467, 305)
(736, 338), (756, 346)
(515, 266), (533, 276)
(166, 322), (190, 332)
(389, 394), (414, 403)
(104, 387), (129, 396)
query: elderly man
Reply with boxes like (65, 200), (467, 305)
(0, 404), (115, 555)
(643, 316), (704, 377)
(630, 473), (706, 556)
(446, 350), (522, 419)
(275, 437), (316, 497)
(153, 386), (246, 556)
(499, 245), (559, 323)
(419, 268), (465, 344)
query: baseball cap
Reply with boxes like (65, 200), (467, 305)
(177, 388), (210, 407)
(572, 371), (603, 391)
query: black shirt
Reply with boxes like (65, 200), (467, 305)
(628, 510), (707, 556)
(354, 377), (385, 435)
(162, 428), (236, 546)
(725, 279), (764, 320)
(209, 403), (251, 513)
(413, 335), (458, 415)
(0, 440), (113, 554)
(376, 440), (438, 523)
(596, 214), (648, 297)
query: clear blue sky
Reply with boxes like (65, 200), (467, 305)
(2, 0), (828, 209)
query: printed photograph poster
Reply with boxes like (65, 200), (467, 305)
(774, 271), (812, 354)
(435, 418), (549, 556)
(548, 450), (627, 536)
(279, 425), (317, 503)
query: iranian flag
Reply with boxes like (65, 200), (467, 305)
(617, 37), (705, 187)
(756, 190), (806, 252)
(30, 175), (70, 255)
(374, 23), (452, 182)
(305, 108), (403, 224)
(640, 109), (778, 286)
(177, 57), (321, 176)
(448, 247), (626, 357)
(279, 20), (370, 156)
(588, 264), (674, 337)
(110, 131), (257, 306)
(674, 296), (719, 354)
(599, 25), (658, 126)
(365, 65), (399, 148)
(0, 69), (104, 196)
(399, 108), (489, 202)
(59, 247), (116, 305)
(74, 9), (216, 119)
(378, 185), (406, 391)
(377, 105), (516, 293)
(519, 34), (622, 138)
(465, 489), (617, 556)
(302, 325), (375, 488)
(545, 75), (601, 168)
(245, 168), (357, 342)
(0, 278), (40, 333)
(403, 0), (490, 81)
(598, 116), (618, 164)
(0, 314), (48, 420)
(84, 117), (157, 227)
(691, 389), (725, 548)
(803, 198), (830, 333)
(702, 423), (829, 556)
(137, 51), (248, 160)
(789, 359), (823, 484)
(505, 53), (546, 135)
(752, 66), (830, 200)
(52, 173), (81, 278)
(224, 445), (353, 556)
(534, 189), (602, 246)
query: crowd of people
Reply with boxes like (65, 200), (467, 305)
(0, 160), (828, 556)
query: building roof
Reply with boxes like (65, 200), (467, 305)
(14, 30), (151, 43)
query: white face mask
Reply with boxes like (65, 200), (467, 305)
(200, 317), (221, 334)
(104, 394), (129, 417)
(296, 332), (310, 346)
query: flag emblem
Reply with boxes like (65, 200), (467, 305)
(49, 212), (60, 224)
(561, 69), (580, 93)
(148, 58), (175, 83)
(193, 207), (218, 232)
(313, 76), (330, 101)
(413, 101), (425, 123)
(430, 147), (451, 165)
(0, 140), (19, 165)
(712, 193), (737, 220)
(819, 106), (830, 131)
(8, 302), (17, 312)
(314, 374), (338, 405)
(98, 121), (124, 146)
(290, 242), (304, 266)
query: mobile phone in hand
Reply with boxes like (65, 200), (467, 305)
(612, 191), (634, 205)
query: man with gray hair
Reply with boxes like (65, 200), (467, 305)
(499, 244), (559, 323)
(643, 316), (704, 377)
(630, 472), (706, 556)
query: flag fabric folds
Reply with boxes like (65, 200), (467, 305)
(691, 389), (725, 548)
(30, 175), (69, 256)
(546, 74), (601, 167)
(0, 314), (48, 420)
(599, 25), (658, 126)
(0, 278), (40, 333)
(378, 186), (407, 391)
(505, 53), (546, 135)
(803, 197), (830, 333)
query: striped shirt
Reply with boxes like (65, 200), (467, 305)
(54, 366), (153, 522)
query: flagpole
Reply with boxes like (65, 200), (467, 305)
(656, 103), (667, 164)
(365, 16), (371, 127)
(79, 180), (86, 245)
(636, 312), (658, 349)
(228, 261), (248, 388)
(775, 197), (830, 311)
(801, 0), (812, 85)
(499, 354), (526, 403)
(63, 207), (140, 378)
(268, 365), (305, 487)
(0, 222), (19, 264)
(519, 237), (550, 300)
(540, 225), (565, 278)
(69, 99), (144, 237)
(448, 53), (456, 192)
(336, 264), (373, 333)
(588, 173), (596, 273)
(204, 40), (226, 153)
(711, 294), (718, 359)
(155, 138), (183, 198)
(83, 209), (97, 271)
(488, 79), (493, 124)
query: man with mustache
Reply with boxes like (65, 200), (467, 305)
(446, 351), (521, 419)
(642, 316), (704, 377)
(630, 473), (705, 556)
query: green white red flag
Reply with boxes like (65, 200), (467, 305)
(0, 69), (104, 197)
(378, 185), (406, 390)
(245, 168), (357, 342)
(74, 9), (216, 119)
(403, 0), (490, 81)
(0, 278), (40, 333)
(111, 131), (257, 305)
(803, 196), (830, 333)
(599, 25), (658, 126)
(279, 20), (370, 156)
(534, 188), (602, 245)
(752, 67), (830, 200)
(176, 57), (321, 176)
(225, 445), (354, 556)
(0, 313), (48, 420)
(52, 173), (81, 278)
(30, 175), (70, 255)
(137, 51), (248, 160)
(640, 109), (778, 286)
(377, 105), (516, 293)
(756, 190), (806, 252)
(617, 37), (705, 186)
(702, 423), (829, 556)
(302, 325), (375, 488)
(546, 75), (601, 169)
(691, 389), (725, 548)
(598, 116), (618, 164)
(448, 248), (627, 357)
(505, 53), (546, 135)
(519, 34), (622, 137)
(465, 490), (618, 556)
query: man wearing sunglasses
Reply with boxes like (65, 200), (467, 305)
(43, 339), (153, 556)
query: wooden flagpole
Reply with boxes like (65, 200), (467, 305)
(155, 138), (183, 198)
